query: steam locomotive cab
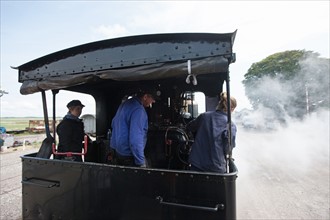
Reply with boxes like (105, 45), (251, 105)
(18, 32), (238, 220)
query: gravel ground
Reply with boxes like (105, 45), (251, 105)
(235, 126), (330, 219)
(0, 146), (38, 220)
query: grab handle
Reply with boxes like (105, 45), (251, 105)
(22, 177), (60, 188)
(156, 196), (224, 212)
(52, 135), (88, 157)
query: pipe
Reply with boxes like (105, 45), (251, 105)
(52, 90), (59, 144)
(41, 90), (51, 139)
(225, 70), (232, 173)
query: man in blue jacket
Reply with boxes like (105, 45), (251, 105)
(110, 88), (157, 167)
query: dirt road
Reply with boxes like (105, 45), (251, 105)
(235, 129), (329, 219)
(0, 147), (37, 220)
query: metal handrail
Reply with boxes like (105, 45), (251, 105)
(52, 135), (88, 157)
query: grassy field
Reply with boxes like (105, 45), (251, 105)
(0, 118), (47, 149)
(0, 117), (62, 135)
(0, 117), (43, 131)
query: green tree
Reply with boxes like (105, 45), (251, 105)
(243, 50), (329, 119)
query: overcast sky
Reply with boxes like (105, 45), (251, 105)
(1, 1), (329, 117)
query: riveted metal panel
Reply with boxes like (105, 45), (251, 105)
(22, 154), (237, 220)
(17, 32), (236, 95)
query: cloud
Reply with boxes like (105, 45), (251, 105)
(92, 24), (130, 39)
(0, 91), (95, 118)
(0, 94), (44, 117)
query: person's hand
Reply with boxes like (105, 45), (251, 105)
(85, 134), (92, 143)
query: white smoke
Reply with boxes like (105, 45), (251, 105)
(234, 53), (329, 219)
(235, 110), (329, 174)
(234, 110), (329, 219)
(234, 52), (329, 175)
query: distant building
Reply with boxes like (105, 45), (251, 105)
(81, 114), (96, 135)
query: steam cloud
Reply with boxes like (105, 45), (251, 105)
(233, 54), (329, 219)
(235, 110), (329, 174)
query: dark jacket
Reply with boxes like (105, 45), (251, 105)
(57, 115), (85, 161)
(186, 110), (236, 173)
